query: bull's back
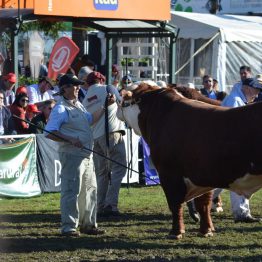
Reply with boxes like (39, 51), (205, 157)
(141, 98), (262, 188)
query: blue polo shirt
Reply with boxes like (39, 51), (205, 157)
(222, 87), (246, 108)
(46, 104), (93, 132)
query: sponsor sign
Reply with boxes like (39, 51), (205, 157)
(0, 136), (41, 198)
(36, 135), (61, 192)
(94, 0), (118, 11)
(140, 138), (160, 186)
(48, 37), (79, 80)
(34, 0), (170, 20)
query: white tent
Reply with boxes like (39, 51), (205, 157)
(170, 11), (262, 92)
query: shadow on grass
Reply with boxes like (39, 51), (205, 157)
(0, 213), (60, 224)
(1, 235), (261, 254)
(103, 255), (262, 262)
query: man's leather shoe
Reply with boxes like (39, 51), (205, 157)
(99, 206), (122, 218)
(61, 231), (80, 237)
(234, 215), (262, 223)
(80, 226), (106, 235)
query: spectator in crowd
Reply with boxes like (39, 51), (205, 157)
(27, 76), (53, 107)
(111, 64), (120, 88)
(119, 75), (133, 96)
(230, 65), (252, 94)
(0, 90), (16, 143)
(39, 57), (48, 78)
(29, 99), (55, 134)
(222, 77), (262, 223)
(77, 66), (93, 103)
(200, 75), (227, 101)
(82, 71), (126, 218)
(9, 93), (30, 134)
(26, 104), (41, 121)
(73, 54), (95, 76)
(45, 74), (109, 237)
(16, 86), (28, 96)
(200, 76), (215, 99)
(212, 79), (227, 101)
(0, 72), (16, 106)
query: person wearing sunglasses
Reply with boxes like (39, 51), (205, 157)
(27, 76), (54, 108)
(46, 74), (112, 237)
(9, 93), (30, 134)
(200, 75), (217, 100)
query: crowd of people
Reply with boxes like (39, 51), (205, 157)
(1, 56), (262, 236)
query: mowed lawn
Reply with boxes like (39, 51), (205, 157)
(0, 186), (262, 261)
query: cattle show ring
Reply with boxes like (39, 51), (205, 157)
(0, 1), (262, 261)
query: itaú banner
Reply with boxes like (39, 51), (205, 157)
(34, 0), (170, 20)
(0, 135), (41, 198)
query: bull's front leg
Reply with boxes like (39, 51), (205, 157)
(160, 174), (187, 239)
(194, 191), (214, 237)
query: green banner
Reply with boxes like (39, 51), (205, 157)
(0, 136), (41, 197)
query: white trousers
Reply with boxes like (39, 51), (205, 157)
(213, 188), (250, 219)
(60, 153), (97, 233)
(94, 132), (127, 212)
(230, 191), (250, 219)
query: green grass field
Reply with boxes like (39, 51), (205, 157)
(0, 186), (261, 261)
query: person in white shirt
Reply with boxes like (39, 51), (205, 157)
(27, 76), (53, 108)
(82, 71), (126, 217)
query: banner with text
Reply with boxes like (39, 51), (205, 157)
(36, 134), (61, 192)
(0, 136), (41, 197)
(140, 138), (160, 186)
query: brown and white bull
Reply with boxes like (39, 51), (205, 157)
(117, 83), (262, 239)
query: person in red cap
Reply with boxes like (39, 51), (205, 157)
(82, 71), (126, 218)
(29, 99), (55, 134)
(16, 86), (28, 96)
(0, 72), (16, 106)
(26, 104), (41, 121)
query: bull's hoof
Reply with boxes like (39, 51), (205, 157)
(200, 231), (214, 237)
(167, 233), (183, 240)
(167, 229), (185, 240)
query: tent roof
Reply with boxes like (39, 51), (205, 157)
(171, 11), (262, 42)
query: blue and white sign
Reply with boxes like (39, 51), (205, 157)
(93, 0), (119, 11)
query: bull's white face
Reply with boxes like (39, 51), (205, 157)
(117, 103), (142, 136)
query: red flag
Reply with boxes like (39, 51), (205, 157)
(48, 37), (79, 80)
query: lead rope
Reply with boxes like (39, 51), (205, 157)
(104, 86), (112, 185)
